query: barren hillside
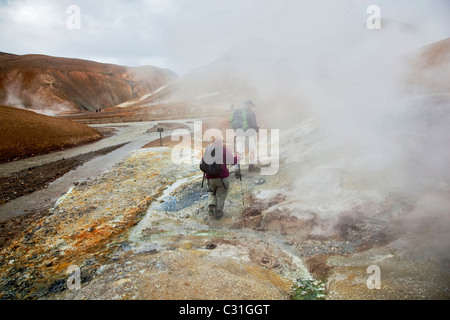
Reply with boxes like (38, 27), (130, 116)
(405, 37), (450, 94)
(0, 52), (177, 115)
(0, 105), (103, 163)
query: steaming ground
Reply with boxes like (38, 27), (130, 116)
(1, 115), (448, 299)
(50, 119), (450, 299)
(277, 119), (450, 299)
(1, 4), (449, 299)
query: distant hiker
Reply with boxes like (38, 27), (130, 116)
(200, 136), (239, 219)
(229, 100), (260, 172)
(230, 100), (259, 132)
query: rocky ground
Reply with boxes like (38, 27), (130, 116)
(0, 146), (304, 300)
(0, 118), (448, 300)
(0, 143), (125, 205)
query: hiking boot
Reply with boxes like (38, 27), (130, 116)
(215, 209), (224, 219)
(248, 164), (260, 172)
(208, 205), (216, 217)
(234, 170), (241, 179)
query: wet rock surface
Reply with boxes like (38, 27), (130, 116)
(0, 147), (309, 300)
(0, 148), (179, 299)
(0, 120), (449, 300)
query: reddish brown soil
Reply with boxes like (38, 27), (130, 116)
(62, 103), (231, 125)
(0, 105), (104, 163)
(417, 37), (450, 68)
(0, 52), (177, 114)
(304, 254), (333, 281)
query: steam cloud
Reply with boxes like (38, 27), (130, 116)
(170, 1), (450, 258)
(1, 0), (449, 257)
(188, 4), (450, 192)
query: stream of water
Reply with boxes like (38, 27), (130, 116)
(0, 120), (190, 222)
(127, 173), (312, 281)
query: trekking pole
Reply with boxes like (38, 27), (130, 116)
(233, 136), (244, 206)
(197, 173), (205, 214)
(238, 165), (244, 206)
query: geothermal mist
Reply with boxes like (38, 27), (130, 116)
(192, 18), (449, 193)
(173, 2), (450, 258)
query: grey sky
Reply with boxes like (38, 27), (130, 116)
(0, 0), (449, 75)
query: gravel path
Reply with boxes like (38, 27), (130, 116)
(0, 120), (194, 222)
(0, 122), (155, 178)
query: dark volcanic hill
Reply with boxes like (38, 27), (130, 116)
(0, 52), (177, 115)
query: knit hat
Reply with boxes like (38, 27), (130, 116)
(244, 100), (255, 107)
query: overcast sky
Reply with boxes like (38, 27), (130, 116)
(0, 0), (449, 75)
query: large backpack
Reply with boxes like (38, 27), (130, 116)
(199, 145), (222, 177)
(230, 108), (248, 131)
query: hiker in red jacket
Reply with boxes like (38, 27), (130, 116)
(204, 136), (239, 219)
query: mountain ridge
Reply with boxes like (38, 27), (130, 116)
(0, 52), (178, 115)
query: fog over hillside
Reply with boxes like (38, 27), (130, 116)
(2, 1), (449, 244)
(0, 0), (449, 301)
(151, 9), (450, 195)
(147, 5), (450, 260)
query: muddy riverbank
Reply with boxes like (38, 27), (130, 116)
(0, 143), (127, 204)
(0, 120), (201, 222)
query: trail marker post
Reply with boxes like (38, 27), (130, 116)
(157, 128), (164, 146)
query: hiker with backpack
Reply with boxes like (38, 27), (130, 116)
(230, 100), (260, 173)
(200, 136), (240, 219)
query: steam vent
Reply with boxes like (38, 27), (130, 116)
(0, 1), (448, 313)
